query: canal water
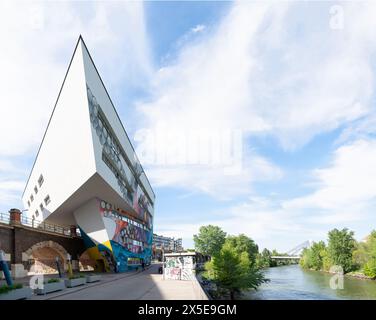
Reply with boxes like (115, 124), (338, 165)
(244, 264), (376, 300)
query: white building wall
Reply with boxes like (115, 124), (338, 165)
(22, 42), (96, 221)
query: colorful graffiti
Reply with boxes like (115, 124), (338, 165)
(78, 198), (153, 273)
(99, 200), (152, 251)
(164, 255), (196, 280)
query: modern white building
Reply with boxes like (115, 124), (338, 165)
(21, 36), (155, 272)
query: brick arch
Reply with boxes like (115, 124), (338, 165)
(23, 240), (69, 261)
(23, 241), (70, 274)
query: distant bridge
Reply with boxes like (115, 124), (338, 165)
(271, 256), (300, 260)
(271, 240), (312, 261)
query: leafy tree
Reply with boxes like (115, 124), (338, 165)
(225, 234), (259, 265)
(300, 241), (326, 270)
(364, 259), (376, 278)
(327, 228), (356, 273)
(205, 241), (267, 299)
(352, 241), (368, 270)
(193, 225), (226, 257)
(361, 230), (376, 278)
(256, 248), (272, 268)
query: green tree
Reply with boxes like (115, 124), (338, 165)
(225, 234), (259, 265)
(205, 241), (267, 299)
(193, 225), (226, 257)
(256, 248), (272, 268)
(300, 241), (326, 270)
(352, 241), (368, 270)
(361, 230), (376, 278)
(327, 228), (356, 273)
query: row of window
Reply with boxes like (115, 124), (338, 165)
(31, 195), (51, 219)
(102, 152), (134, 204)
(27, 174), (45, 207)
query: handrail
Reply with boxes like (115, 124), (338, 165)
(0, 212), (10, 224)
(0, 213), (81, 238)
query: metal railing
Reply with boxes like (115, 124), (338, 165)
(0, 212), (10, 224)
(0, 212), (80, 237)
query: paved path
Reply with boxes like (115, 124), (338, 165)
(31, 264), (203, 300)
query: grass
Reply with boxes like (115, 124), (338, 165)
(0, 283), (23, 295)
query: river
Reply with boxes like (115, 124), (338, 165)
(244, 264), (376, 300)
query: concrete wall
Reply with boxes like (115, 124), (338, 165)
(192, 276), (209, 300)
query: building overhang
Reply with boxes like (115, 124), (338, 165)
(45, 172), (138, 226)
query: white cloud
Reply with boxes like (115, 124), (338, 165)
(148, 152), (282, 200)
(284, 139), (376, 214)
(155, 196), (323, 252)
(135, 1), (376, 198)
(191, 24), (205, 33)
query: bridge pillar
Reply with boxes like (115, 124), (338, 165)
(70, 225), (77, 237)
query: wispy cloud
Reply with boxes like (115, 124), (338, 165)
(284, 139), (376, 214)
(135, 1), (376, 200)
(191, 24), (205, 33)
(146, 1), (376, 250)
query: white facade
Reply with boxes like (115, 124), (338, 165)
(21, 37), (154, 271)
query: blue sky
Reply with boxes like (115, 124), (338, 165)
(1, 1), (376, 252)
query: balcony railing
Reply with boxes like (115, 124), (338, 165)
(0, 212), (80, 237)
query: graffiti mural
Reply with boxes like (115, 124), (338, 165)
(78, 198), (153, 273)
(164, 254), (196, 280)
(99, 199), (152, 268)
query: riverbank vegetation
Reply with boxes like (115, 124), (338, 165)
(300, 228), (376, 278)
(194, 225), (267, 299)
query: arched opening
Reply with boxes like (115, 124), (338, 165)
(78, 249), (96, 272)
(23, 241), (68, 275)
(78, 247), (115, 273)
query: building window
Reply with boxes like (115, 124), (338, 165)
(44, 195), (51, 206)
(39, 203), (44, 211)
(30, 194), (34, 202)
(38, 174), (44, 187)
(34, 186), (38, 194)
(35, 210), (39, 217)
(27, 200), (30, 207)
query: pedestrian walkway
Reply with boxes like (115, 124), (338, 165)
(29, 264), (207, 300)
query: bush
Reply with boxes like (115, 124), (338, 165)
(363, 259), (376, 278)
(47, 278), (61, 283)
(0, 283), (23, 295)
